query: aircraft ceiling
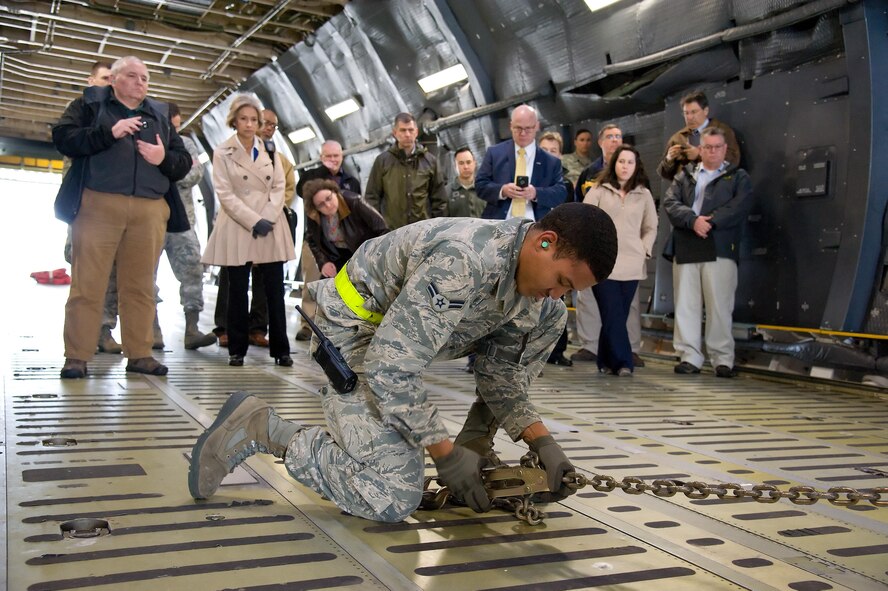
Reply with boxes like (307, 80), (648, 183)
(0, 0), (346, 142)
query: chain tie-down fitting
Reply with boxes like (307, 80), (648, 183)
(421, 452), (888, 525)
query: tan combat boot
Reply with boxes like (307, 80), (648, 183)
(189, 392), (301, 499)
(184, 310), (217, 350)
(97, 325), (122, 354)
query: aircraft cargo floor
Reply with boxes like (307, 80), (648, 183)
(3, 278), (888, 591)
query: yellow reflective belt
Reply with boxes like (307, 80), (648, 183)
(334, 265), (384, 325)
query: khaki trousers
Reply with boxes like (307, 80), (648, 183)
(672, 257), (738, 368)
(65, 189), (168, 360)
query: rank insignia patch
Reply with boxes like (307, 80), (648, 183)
(427, 282), (464, 312)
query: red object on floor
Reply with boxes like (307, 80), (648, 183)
(31, 268), (71, 285)
(30, 271), (51, 284)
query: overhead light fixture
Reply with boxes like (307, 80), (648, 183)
(287, 126), (316, 144)
(584, 0), (620, 12)
(418, 64), (469, 94)
(325, 98), (361, 122)
(197, 152), (210, 164)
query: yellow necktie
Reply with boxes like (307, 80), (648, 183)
(512, 147), (526, 217)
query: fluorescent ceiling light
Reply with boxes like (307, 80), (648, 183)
(418, 64), (469, 93)
(197, 151), (210, 164)
(287, 126), (316, 144)
(584, 0), (620, 11)
(325, 98), (361, 122)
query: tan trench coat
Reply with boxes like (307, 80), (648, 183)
(202, 134), (295, 266)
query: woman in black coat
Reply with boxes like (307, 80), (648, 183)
(302, 179), (389, 277)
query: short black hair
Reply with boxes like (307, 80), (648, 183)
(454, 146), (473, 159)
(393, 112), (415, 127)
(168, 102), (181, 119)
(681, 90), (709, 110)
(574, 128), (593, 140)
(536, 202), (618, 282)
(90, 61), (112, 75)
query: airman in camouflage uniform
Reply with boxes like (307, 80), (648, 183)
(189, 203), (618, 522)
(158, 104), (216, 350)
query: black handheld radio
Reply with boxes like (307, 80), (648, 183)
(295, 305), (358, 394)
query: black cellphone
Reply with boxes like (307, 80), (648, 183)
(137, 119), (155, 143)
(516, 175), (529, 188)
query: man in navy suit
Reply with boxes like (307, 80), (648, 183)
(477, 104), (567, 220)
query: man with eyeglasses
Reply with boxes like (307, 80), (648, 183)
(476, 104), (566, 221)
(657, 90), (740, 181)
(663, 127), (753, 378)
(573, 123), (623, 202)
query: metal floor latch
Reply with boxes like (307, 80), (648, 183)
(482, 466), (548, 498)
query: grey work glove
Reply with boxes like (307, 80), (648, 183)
(252, 218), (275, 238)
(529, 435), (575, 503)
(433, 446), (492, 513)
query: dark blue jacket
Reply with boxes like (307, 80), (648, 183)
(53, 85), (191, 199)
(476, 140), (566, 220)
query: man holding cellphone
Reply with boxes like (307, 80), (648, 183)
(476, 104), (566, 221)
(53, 56), (192, 378)
(657, 90), (740, 181)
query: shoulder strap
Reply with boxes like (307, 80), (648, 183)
(263, 140), (276, 169)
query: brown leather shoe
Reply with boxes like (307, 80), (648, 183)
(126, 357), (169, 376)
(218, 333), (229, 347)
(632, 353), (646, 368)
(61, 358), (87, 379)
(570, 348), (598, 362)
(249, 332), (269, 347)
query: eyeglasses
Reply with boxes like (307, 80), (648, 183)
(263, 122), (278, 129)
(602, 133), (622, 141)
(511, 125), (536, 134)
(701, 143), (726, 151)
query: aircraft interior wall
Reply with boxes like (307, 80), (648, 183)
(194, 0), (886, 347)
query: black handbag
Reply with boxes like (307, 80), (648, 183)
(54, 157), (87, 223)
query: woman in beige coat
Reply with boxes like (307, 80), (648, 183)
(202, 94), (295, 366)
(583, 145), (658, 376)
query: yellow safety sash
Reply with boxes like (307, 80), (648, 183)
(334, 265), (384, 325)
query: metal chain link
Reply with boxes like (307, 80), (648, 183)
(573, 473), (888, 507)
(421, 460), (887, 527)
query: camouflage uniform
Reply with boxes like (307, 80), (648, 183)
(284, 217), (565, 521)
(160, 136), (205, 313)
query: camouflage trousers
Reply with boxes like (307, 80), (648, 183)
(283, 279), (424, 522)
(162, 227), (205, 312)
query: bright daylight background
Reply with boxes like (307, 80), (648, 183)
(0, 168), (223, 361)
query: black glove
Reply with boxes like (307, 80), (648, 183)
(529, 435), (575, 502)
(252, 218), (275, 238)
(433, 446), (492, 513)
